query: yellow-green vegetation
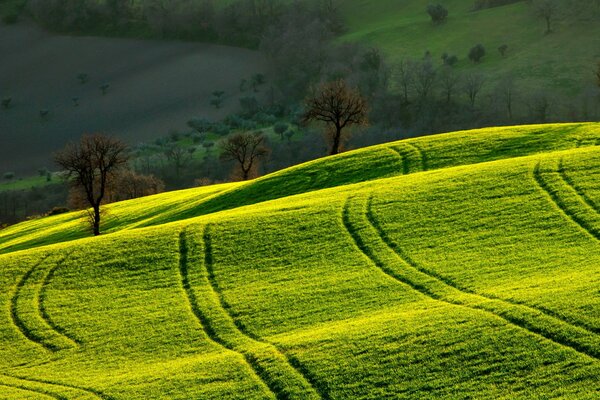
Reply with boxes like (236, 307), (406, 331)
(0, 122), (599, 398)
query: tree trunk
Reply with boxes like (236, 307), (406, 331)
(93, 205), (101, 236)
(330, 126), (342, 155)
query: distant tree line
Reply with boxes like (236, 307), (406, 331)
(26, 0), (346, 47)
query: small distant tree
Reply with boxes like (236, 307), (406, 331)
(497, 74), (518, 120)
(439, 66), (460, 104)
(77, 73), (89, 84)
(596, 61), (600, 88)
(274, 122), (288, 140)
(426, 4), (448, 24)
(2, 97), (12, 109)
(100, 83), (110, 95)
(498, 44), (509, 57)
(3, 172), (14, 181)
(464, 73), (486, 108)
(468, 44), (486, 63)
(164, 144), (191, 178)
(40, 109), (50, 118)
(396, 59), (414, 103)
(55, 134), (128, 236)
(251, 73), (266, 92)
(303, 80), (368, 155)
(532, 0), (560, 34)
(188, 118), (213, 134)
(220, 132), (269, 180)
(211, 90), (225, 108)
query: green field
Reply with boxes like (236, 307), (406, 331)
(0, 122), (599, 398)
(340, 0), (600, 95)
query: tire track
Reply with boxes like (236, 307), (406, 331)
(203, 225), (328, 400)
(9, 256), (77, 352)
(558, 158), (600, 216)
(0, 374), (114, 400)
(178, 228), (323, 400)
(365, 194), (599, 336)
(342, 195), (600, 361)
(533, 161), (600, 242)
(405, 142), (428, 171)
(0, 383), (61, 399)
(38, 261), (82, 346)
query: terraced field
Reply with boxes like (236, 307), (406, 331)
(0, 123), (599, 398)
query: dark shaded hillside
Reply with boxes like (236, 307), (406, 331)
(0, 22), (266, 175)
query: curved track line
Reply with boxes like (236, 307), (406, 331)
(342, 195), (599, 361)
(203, 226), (329, 400)
(404, 142), (428, 171)
(38, 262), (82, 346)
(9, 261), (57, 351)
(386, 147), (407, 175)
(0, 382), (60, 399)
(177, 230), (277, 400)
(0, 374), (114, 400)
(9, 257), (77, 351)
(533, 161), (600, 242)
(366, 195), (599, 336)
(558, 159), (600, 215)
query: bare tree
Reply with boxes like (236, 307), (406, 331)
(596, 61), (600, 88)
(304, 80), (368, 155)
(532, 0), (560, 34)
(438, 66), (460, 104)
(464, 73), (486, 108)
(412, 60), (437, 102)
(395, 59), (414, 103)
(164, 144), (192, 178)
(220, 132), (269, 180)
(497, 74), (517, 120)
(55, 134), (128, 236)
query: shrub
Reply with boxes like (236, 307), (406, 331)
(213, 123), (230, 136)
(274, 122), (288, 140)
(427, 4), (448, 24)
(498, 44), (508, 57)
(1, 97), (12, 109)
(469, 44), (486, 63)
(3, 172), (15, 180)
(47, 207), (70, 216)
(188, 118), (213, 134)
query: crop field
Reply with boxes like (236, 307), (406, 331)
(0, 123), (599, 398)
(0, 21), (266, 176)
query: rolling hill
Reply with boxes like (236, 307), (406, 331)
(0, 123), (599, 398)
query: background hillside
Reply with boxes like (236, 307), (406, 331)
(341, 0), (600, 96)
(0, 123), (599, 398)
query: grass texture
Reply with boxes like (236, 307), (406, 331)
(0, 122), (599, 398)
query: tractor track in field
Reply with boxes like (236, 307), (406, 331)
(39, 261), (82, 346)
(558, 159), (600, 216)
(0, 373), (113, 400)
(9, 256), (78, 352)
(342, 195), (600, 362)
(533, 161), (600, 242)
(0, 382), (62, 399)
(178, 228), (325, 400)
(388, 142), (428, 175)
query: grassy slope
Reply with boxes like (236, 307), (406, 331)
(340, 0), (600, 95)
(2, 122), (599, 254)
(0, 123), (599, 398)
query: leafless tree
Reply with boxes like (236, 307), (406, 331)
(303, 79), (368, 155)
(532, 0), (560, 34)
(55, 134), (128, 236)
(412, 60), (437, 102)
(464, 73), (486, 108)
(438, 66), (460, 104)
(596, 61), (600, 88)
(395, 59), (414, 103)
(497, 74), (517, 120)
(220, 132), (269, 180)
